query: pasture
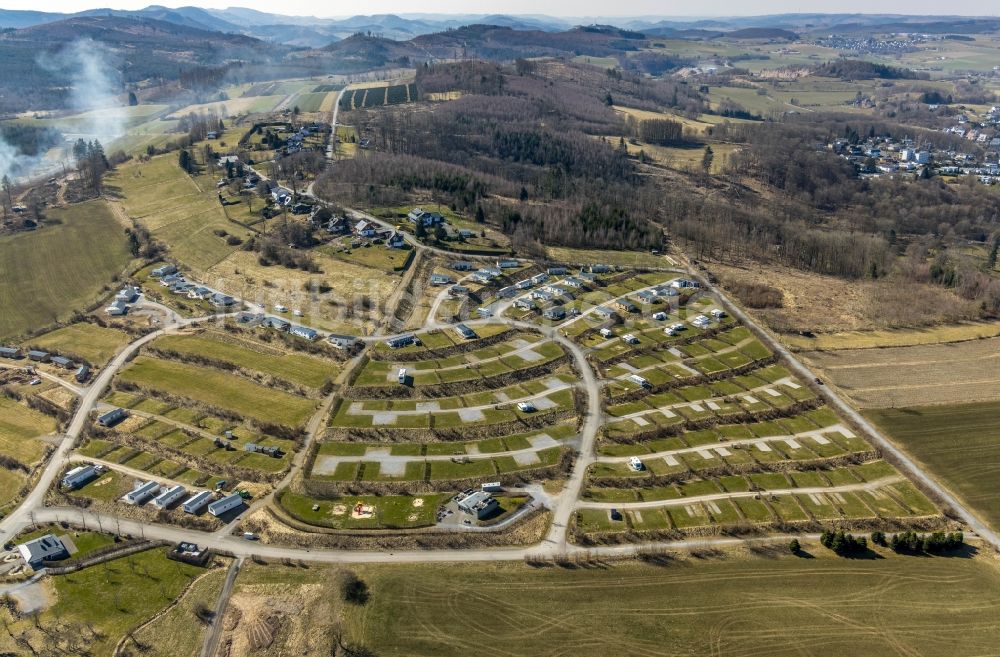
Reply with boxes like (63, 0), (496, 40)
(339, 556), (1000, 657)
(0, 396), (55, 466)
(784, 321), (1000, 350)
(117, 356), (317, 428)
(108, 153), (250, 273)
(867, 401), (1000, 531)
(0, 200), (131, 339)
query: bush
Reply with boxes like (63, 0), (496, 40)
(339, 570), (370, 605)
(788, 538), (800, 554)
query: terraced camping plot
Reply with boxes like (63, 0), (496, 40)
(331, 376), (575, 430)
(354, 334), (564, 387)
(151, 330), (340, 389)
(312, 426), (574, 483)
(117, 356), (317, 429)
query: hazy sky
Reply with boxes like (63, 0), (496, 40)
(7, 0), (990, 18)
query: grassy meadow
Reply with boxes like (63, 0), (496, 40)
(338, 555), (1000, 657)
(28, 322), (131, 364)
(117, 356), (317, 428)
(152, 331), (339, 389)
(867, 401), (1000, 532)
(0, 199), (131, 339)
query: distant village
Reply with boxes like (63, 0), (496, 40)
(827, 105), (1000, 183)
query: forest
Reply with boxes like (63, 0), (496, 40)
(315, 58), (1000, 315)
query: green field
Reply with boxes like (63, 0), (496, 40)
(868, 401), (1000, 531)
(28, 322), (131, 364)
(118, 356), (317, 428)
(0, 200), (131, 339)
(152, 331), (339, 389)
(0, 548), (206, 656)
(0, 395), (55, 465)
(339, 555), (1000, 657)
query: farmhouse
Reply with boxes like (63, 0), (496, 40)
(75, 365), (91, 383)
(498, 285), (517, 298)
(589, 264), (612, 274)
(387, 231), (406, 248)
(97, 407), (129, 427)
(182, 490), (214, 514)
(61, 465), (98, 490)
(289, 325), (319, 341)
(449, 285), (469, 296)
(690, 315), (711, 328)
(455, 323), (477, 340)
(153, 485), (187, 509)
(513, 298), (535, 311)
(354, 220), (377, 237)
(408, 208), (444, 226)
(124, 480), (160, 505)
(208, 493), (244, 517)
(450, 261), (475, 272)
(16, 534), (68, 569)
(547, 267), (567, 276)
(457, 491), (499, 519)
(0, 347), (21, 359)
(600, 328), (614, 338)
(328, 334), (357, 349)
(530, 273), (549, 285)
(652, 311), (668, 321)
(50, 356), (75, 369)
(497, 259), (519, 269)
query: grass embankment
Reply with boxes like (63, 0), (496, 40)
(0, 199), (131, 339)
